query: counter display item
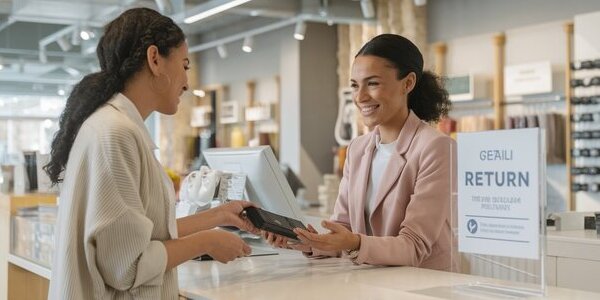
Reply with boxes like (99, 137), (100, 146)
(11, 205), (57, 268)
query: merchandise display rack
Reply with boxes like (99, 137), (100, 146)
(434, 22), (575, 209)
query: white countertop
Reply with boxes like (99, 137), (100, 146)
(546, 229), (600, 261)
(547, 228), (600, 245)
(177, 249), (600, 300)
(7, 254), (51, 280)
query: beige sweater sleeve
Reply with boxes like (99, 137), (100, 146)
(84, 125), (168, 291)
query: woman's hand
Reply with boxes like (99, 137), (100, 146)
(213, 200), (259, 234)
(262, 224), (318, 253)
(293, 220), (360, 252)
(204, 229), (252, 263)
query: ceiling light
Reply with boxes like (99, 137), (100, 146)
(39, 48), (48, 63)
(0, 65), (3, 71)
(242, 36), (253, 53)
(193, 89), (206, 97)
(184, 0), (253, 24)
(63, 66), (81, 77)
(294, 21), (306, 41)
(56, 36), (72, 52)
(42, 119), (53, 128)
(71, 28), (81, 46)
(80, 29), (92, 41)
(360, 0), (375, 18)
(319, 0), (329, 17)
(217, 44), (228, 59)
(57, 87), (66, 96)
(414, 0), (427, 6)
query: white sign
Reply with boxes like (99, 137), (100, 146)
(504, 61), (552, 97)
(458, 128), (542, 260)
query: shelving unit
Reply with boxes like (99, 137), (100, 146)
(434, 22), (574, 210)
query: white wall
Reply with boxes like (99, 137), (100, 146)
(428, 0), (600, 43)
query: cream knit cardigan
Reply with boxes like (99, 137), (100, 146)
(48, 93), (179, 299)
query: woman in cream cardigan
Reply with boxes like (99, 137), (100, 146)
(45, 8), (256, 300)
(267, 34), (455, 271)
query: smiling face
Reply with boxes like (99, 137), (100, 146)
(350, 55), (415, 130)
(154, 42), (190, 115)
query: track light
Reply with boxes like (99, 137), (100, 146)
(80, 29), (93, 41)
(242, 36), (253, 53)
(56, 36), (72, 52)
(414, 0), (427, 6)
(184, 0), (252, 24)
(360, 0), (375, 18)
(71, 28), (81, 46)
(294, 21), (306, 41)
(57, 86), (66, 96)
(217, 44), (228, 58)
(39, 48), (48, 64)
(63, 66), (81, 77)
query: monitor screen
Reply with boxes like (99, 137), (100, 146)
(202, 146), (305, 222)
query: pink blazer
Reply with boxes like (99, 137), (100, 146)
(318, 111), (455, 271)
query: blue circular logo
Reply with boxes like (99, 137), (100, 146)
(467, 219), (478, 234)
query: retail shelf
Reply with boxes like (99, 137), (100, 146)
(8, 253), (51, 280)
(451, 99), (493, 110)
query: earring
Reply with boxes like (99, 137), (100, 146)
(151, 73), (172, 93)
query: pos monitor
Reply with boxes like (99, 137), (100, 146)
(202, 146), (305, 222)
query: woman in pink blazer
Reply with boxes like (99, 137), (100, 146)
(268, 34), (454, 271)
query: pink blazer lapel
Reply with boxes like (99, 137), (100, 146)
(351, 132), (377, 234)
(370, 111), (421, 219)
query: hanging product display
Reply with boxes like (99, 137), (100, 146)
(334, 88), (358, 146)
(571, 57), (600, 194)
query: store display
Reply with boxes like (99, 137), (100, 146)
(455, 116), (494, 133)
(220, 102), (242, 124)
(11, 205), (57, 268)
(334, 88), (358, 146)
(318, 174), (340, 214)
(596, 212), (600, 235)
(571, 57), (600, 194)
(572, 112), (600, 122)
(572, 148), (600, 157)
(571, 59), (600, 70)
(23, 151), (37, 191)
(571, 96), (600, 105)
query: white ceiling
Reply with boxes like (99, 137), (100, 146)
(0, 0), (369, 96)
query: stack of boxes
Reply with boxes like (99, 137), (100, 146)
(318, 174), (340, 214)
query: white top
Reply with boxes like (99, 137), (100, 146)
(364, 135), (396, 235)
(48, 93), (179, 300)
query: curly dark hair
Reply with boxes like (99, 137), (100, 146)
(44, 7), (185, 185)
(355, 34), (451, 123)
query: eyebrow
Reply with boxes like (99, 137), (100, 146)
(350, 75), (381, 82)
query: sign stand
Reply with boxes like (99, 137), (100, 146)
(451, 128), (547, 297)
